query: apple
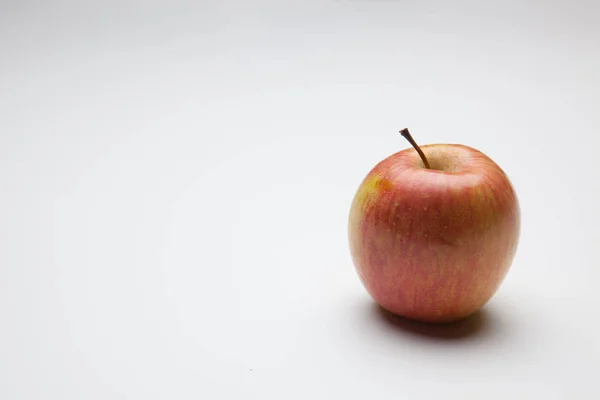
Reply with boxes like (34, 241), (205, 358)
(348, 129), (520, 323)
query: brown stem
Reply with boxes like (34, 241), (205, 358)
(400, 128), (431, 169)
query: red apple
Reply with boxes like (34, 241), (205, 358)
(348, 129), (520, 323)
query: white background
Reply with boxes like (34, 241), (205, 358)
(1, 1), (599, 398)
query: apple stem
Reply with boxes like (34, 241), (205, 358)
(400, 128), (431, 169)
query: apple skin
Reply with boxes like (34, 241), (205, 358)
(348, 144), (520, 323)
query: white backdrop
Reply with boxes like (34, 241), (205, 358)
(1, 1), (599, 398)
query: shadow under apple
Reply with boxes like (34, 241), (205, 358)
(372, 303), (493, 341)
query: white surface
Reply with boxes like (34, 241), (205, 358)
(1, 1), (599, 398)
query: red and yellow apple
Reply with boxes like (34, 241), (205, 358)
(348, 129), (520, 323)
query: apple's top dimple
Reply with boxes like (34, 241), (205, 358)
(424, 149), (462, 172)
(365, 143), (508, 195)
(407, 144), (478, 173)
